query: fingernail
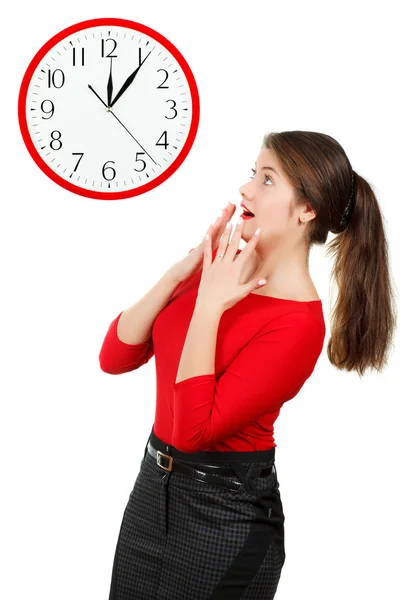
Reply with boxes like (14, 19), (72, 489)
(237, 217), (243, 226)
(258, 279), (267, 285)
(225, 221), (232, 229)
(255, 228), (260, 235)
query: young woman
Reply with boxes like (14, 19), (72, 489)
(100, 130), (397, 599)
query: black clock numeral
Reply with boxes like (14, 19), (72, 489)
(102, 160), (116, 181)
(155, 131), (169, 150)
(47, 69), (65, 88)
(41, 99), (54, 120)
(157, 69), (169, 89)
(134, 152), (146, 173)
(165, 99), (177, 119)
(101, 38), (118, 58)
(72, 47), (85, 66)
(72, 153), (84, 172)
(50, 130), (62, 150)
(138, 47), (150, 67)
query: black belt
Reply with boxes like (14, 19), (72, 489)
(146, 441), (275, 491)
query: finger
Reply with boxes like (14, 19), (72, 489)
(209, 215), (224, 235)
(236, 226), (261, 262)
(215, 203), (235, 238)
(242, 273), (267, 296)
(224, 202), (236, 221)
(228, 202), (236, 219)
(211, 215), (223, 237)
(216, 220), (232, 259)
(225, 216), (244, 261)
(210, 204), (236, 250)
(203, 224), (213, 268)
(213, 208), (229, 240)
(252, 277), (267, 290)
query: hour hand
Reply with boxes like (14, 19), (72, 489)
(109, 49), (152, 108)
(109, 66), (138, 108)
(88, 85), (107, 108)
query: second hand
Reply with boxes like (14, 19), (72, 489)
(87, 84), (157, 166)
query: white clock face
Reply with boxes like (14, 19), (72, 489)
(20, 19), (199, 199)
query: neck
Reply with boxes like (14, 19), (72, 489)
(240, 236), (311, 291)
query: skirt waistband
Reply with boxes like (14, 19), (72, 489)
(147, 425), (276, 466)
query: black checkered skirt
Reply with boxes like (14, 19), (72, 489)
(108, 425), (286, 599)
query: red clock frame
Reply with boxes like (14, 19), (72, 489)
(18, 17), (200, 201)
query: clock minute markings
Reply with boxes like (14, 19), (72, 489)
(37, 36), (183, 191)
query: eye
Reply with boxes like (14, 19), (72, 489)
(250, 168), (272, 184)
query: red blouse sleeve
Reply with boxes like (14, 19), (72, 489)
(99, 248), (195, 375)
(99, 311), (155, 375)
(171, 311), (324, 452)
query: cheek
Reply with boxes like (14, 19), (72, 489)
(261, 205), (289, 232)
(259, 199), (283, 219)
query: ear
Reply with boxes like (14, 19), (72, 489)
(306, 202), (317, 220)
(299, 203), (317, 223)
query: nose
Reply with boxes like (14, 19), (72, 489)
(239, 186), (251, 205)
(239, 178), (253, 196)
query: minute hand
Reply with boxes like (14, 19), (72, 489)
(109, 50), (152, 108)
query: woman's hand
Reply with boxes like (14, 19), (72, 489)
(168, 201), (237, 283)
(195, 217), (267, 314)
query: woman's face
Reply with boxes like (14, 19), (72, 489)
(238, 148), (295, 239)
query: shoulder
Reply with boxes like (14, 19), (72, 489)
(257, 309), (325, 353)
(261, 309), (317, 334)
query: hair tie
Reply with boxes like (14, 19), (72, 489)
(340, 170), (356, 229)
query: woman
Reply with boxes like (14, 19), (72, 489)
(99, 131), (397, 599)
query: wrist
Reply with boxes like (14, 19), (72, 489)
(193, 301), (224, 321)
(164, 266), (185, 286)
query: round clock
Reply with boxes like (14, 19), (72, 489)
(18, 17), (200, 200)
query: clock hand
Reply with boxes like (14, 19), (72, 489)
(108, 110), (157, 165)
(88, 85), (108, 109)
(107, 57), (113, 107)
(88, 82), (156, 165)
(109, 49), (153, 108)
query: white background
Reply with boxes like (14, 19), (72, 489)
(2, 0), (399, 598)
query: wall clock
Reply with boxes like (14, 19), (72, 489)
(18, 17), (200, 200)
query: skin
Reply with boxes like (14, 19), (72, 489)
(175, 149), (321, 387)
(236, 148), (320, 301)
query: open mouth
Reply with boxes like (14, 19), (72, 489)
(241, 210), (255, 218)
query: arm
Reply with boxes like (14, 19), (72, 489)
(172, 311), (324, 451)
(175, 304), (222, 384)
(98, 310), (155, 375)
(99, 259), (193, 374)
(175, 246), (224, 383)
(116, 269), (184, 345)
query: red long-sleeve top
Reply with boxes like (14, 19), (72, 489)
(99, 247), (326, 452)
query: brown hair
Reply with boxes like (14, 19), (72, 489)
(262, 131), (398, 378)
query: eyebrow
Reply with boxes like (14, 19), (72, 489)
(254, 162), (280, 177)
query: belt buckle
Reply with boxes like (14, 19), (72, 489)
(157, 450), (173, 472)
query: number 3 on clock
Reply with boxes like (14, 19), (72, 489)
(18, 17), (200, 200)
